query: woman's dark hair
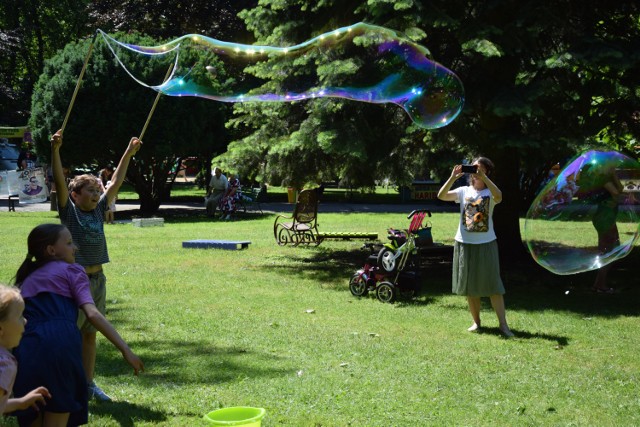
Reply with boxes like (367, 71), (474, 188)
(474, 156), (495, 177)
(14, 223), (66, 286)
(99, 166), (114, 186)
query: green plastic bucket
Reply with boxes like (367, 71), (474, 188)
(203, 407), (266, 427)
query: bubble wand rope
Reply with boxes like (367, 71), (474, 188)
(61, 31), (98, 133)
(139, 62), (175, 141)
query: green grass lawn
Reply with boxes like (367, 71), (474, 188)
(0, 210), (639, 426)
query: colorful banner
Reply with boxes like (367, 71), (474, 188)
(0, 126), (29, 139)
(0, 170), (20, 196)
(16, 168), (48, 204)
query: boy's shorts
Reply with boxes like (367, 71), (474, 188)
(77, 270), (107, 333)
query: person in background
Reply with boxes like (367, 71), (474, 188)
(590, 164), (624, 294)
(220, 173), (241, 220)
(98, 166), (114, 190)
(437, 157), (514, 337)
(17, 143), (36, 171)
(98, 166), (115, 223)
(176, 159), (188, 182)
(104, 180), (116, 224)
(205, 167), (228, 217)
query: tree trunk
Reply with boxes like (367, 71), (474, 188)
(491, 145), (531, 264)
(139, 192), (162, 214)
(128, 162), (164, 215)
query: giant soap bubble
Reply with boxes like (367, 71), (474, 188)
(98, 23), (464, 129)
(525, 150), (640, 275)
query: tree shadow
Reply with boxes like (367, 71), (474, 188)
(94, 331), (293, 387)
(258, 239), (640, 318)
(503, 248), (640, 317)
(89, 401), (167, 427)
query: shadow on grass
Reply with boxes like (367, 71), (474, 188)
(476, 326), (569, 346)
(503, 248), (640, 317)
(95, 337), (293, 387)
(259, 241), (640, 317)
(89, 401), (167, 426)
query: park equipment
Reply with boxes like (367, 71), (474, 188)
(377, 209), (433, 273)
(237, 187), (264, 214)
(273, 189), (377, 246)
(273, 189), (321, 245)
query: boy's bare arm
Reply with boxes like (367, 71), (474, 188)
(105, 137), (142, 206)
(50, 129), (68, 208)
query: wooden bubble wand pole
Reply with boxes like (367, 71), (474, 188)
(61, 31), (98, 133)
(139, 63), (175, 141)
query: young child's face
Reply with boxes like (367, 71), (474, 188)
(73, 182), (102, 211)
(49, 228), (78, 264)
(0, 298), (26, 350)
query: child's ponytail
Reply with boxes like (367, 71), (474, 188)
(14, 253), (45, 287)
(13, 224), (66, 286)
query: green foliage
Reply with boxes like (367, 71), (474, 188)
(6, 0), (640, 255)
(0, 0), (90, 124)
(227, 0), (640, 260)
(461, 39), (503, 57)
(86, 0), (253, 42)
(28, 32), (231, 212)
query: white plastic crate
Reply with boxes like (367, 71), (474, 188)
(132, 217), (164, 227)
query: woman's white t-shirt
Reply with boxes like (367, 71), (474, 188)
(454, 186), (497, 244)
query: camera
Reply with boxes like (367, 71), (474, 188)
(461, 164), (478, 174)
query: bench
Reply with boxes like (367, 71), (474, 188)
(237, 187), (264, 214)
(182, 239), (251, 250)
(317, 231), (378, 241)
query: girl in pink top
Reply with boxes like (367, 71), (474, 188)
(12, 224), (144, 426)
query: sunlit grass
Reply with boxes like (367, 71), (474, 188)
(0, 211), (638, 426)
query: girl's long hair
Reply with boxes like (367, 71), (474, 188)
(14, 223), (66, 287)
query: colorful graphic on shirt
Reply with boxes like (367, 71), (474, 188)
(463, 194), (490, 232)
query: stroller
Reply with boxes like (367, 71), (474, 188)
(377, 209), (433, 273)
(349, 210), (432, 303)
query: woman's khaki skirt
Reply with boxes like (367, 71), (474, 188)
(452, 240), (505, 296)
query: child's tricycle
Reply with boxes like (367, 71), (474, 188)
(349, 249), (420, 303)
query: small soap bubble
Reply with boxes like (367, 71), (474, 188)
(525, 150), (640, 275)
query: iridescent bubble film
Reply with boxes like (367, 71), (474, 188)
(98, 23), (464, 129)
(525, 150), (640, 275)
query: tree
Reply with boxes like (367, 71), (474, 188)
(217, 3), (448, 190)
(86, 0), (255, 42)
(29, 32), (230, 213)
(226, 0), (640, 260)
(0, 0), (90, 124)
